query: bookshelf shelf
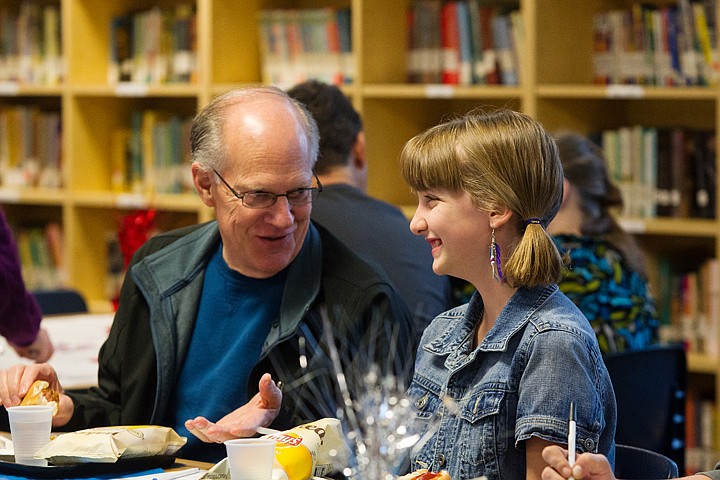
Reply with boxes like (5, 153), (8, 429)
(0, 189), (67, 206)
(69, 84), (201, 98)
(361, 83), (524, 99)
(619, 218), (720, 238)
(1, 0), (719, 470)
(537, 84), (720, 100)
(0, 85), (65, 97)
(689, 353), (719, 375)
(68, 191), (204, 210)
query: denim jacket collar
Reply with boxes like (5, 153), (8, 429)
(423, 284), (560, 355)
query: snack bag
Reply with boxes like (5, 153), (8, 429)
(262, 418), (344, 480)
(34, 425), (186, 464)
(201, 418), (345, 480)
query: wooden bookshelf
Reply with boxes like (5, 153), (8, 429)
(1, 0), (720, 468)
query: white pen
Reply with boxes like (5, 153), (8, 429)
(568, 401), (577, 467)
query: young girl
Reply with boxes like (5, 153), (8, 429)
(400, 109), (616, 480)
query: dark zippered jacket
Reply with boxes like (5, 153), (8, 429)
(63, 221), (417, 433)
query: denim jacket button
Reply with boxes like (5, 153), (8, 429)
(415, 394), (428, 409)
(582, 438), (595, 451)
(437, 454), (446, 467)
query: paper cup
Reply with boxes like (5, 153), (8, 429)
(7, 405), (53, 466)
(225, 438), (275, 480)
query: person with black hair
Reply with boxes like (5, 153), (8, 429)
(287, 80), (453, 334)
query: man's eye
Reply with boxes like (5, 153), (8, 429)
(288, 189), (311, 200)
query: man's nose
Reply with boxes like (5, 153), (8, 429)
(266, 196), (295, 227)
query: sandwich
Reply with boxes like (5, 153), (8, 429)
(397, 469), (451, 480)
(20, 380), (59, 415)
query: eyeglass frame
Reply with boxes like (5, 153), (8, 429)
(212, 168), (323, 209)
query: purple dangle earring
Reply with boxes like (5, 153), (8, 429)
(489, 228), (503, 282)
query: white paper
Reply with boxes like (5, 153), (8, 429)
(107, 467), (204, 480)
(0, 313), (114, 389)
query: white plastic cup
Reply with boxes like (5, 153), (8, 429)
(7, 405), (53, 466)
(225, 438), (276, 480)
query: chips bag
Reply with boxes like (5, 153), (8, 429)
(34, 425), (186, 464)
(263, 418), (344, 480)
(202, 418), (346, 480)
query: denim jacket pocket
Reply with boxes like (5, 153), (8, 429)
(408, 381), (509, 476)
(456, 389), (506, 468)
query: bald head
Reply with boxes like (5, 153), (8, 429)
(190, 86), (320, 175)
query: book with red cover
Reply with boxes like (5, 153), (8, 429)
(479, 5), (499, 84)
(441, 1), (460, 84)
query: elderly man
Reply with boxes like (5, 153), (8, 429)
(0, 86), (416, 462)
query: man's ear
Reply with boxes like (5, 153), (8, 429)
(352, 131), (367, 170)
(192, 163), (216, 207)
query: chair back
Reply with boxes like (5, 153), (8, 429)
(603, 344), (686, 473)
(613, 443), (679, 479)
(32, 289), (88, 315)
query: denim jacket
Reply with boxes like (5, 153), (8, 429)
(407, 285), (616, 480)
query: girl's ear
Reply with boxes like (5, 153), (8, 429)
(192, 163), (216, 207)
(488, 206), (514, 229)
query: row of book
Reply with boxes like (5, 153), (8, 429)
(593, 0), (720, 86)
(0, 106), (62, 189)
(12, 222), (65, 291)
(109, 5), (196, 85)
(659, 257), (719, 357)
(258, 8), (353, 88)
(406, 0), (522, 85)
(111, 110), (194, 195)
(685, 392), (719, 473)
(0, 2), (62, 85)
(592, 126), (716, 219)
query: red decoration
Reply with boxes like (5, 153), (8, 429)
(118, 209), (156, 269)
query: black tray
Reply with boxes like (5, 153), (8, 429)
(0, 453), (178, 478)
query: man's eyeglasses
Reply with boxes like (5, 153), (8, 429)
(212, 168), (323, 209)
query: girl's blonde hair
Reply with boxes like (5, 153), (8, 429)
(399, 108), (564, 287)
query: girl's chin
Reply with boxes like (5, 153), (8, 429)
(432, 262), (447, 277)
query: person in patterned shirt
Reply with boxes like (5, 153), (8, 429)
(548, 132), (659, 354)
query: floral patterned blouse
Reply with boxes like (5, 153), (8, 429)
(552, 234), (659, 354)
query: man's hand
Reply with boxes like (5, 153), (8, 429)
(0, 363), (73, 427)
(186, 373), (283, 443)
(10, 329), (54, 363)
(541, 445), (616, 480)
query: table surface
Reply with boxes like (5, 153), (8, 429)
(168, 458), (214, 471)
(0, 315), (217, 478)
